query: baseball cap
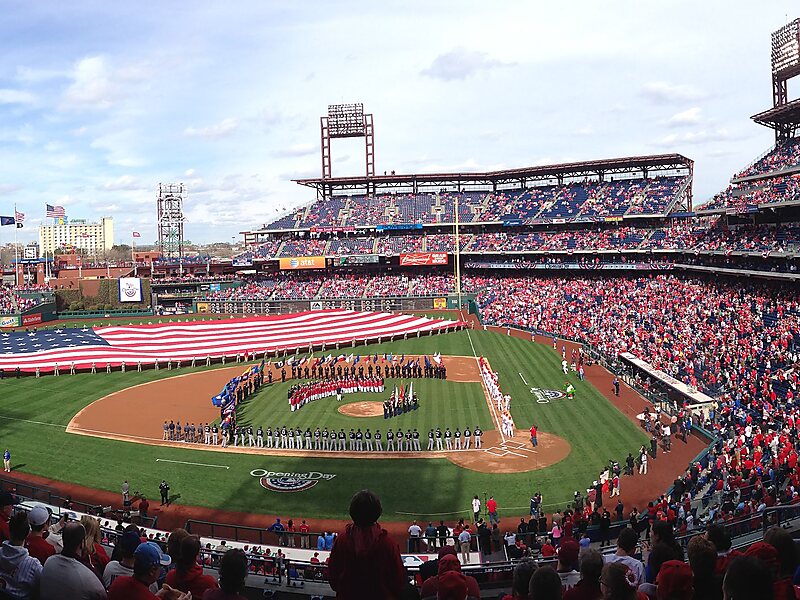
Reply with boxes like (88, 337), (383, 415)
(437, 570), (468, 600)
(119, 530), (142, 554)
(134, 541), (171, 569)
(27, 506), (50, 527)
(0, 492), (17, 507)
(655, 560), (693, 600)
(557, 539), (580, 565)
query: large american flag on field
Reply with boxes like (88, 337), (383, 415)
(0, 310), (463, 372)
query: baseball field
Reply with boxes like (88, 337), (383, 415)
(2, 320), (650, 521)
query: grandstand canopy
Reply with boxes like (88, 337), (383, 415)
(294, 154), (693, 197)
(751, 97), (800, 137)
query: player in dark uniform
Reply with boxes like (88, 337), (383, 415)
(386, 429), (395, 451)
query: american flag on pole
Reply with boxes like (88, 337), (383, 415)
(46, 204), (66, 218)
(14, 211), (24, 227)
(0, 310), (463, 372)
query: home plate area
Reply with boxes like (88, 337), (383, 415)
(446, 430), (571, 474)
(484, 438), (538, 459)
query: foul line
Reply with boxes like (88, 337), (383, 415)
(155, 458), (229, 469)
(0, 415), (67, 429)
(518, 372), (528, 385)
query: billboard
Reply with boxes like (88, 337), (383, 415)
(399, 253), (448, 266)
(432, 297), (447, 309)
(0, 316), (20, 328)
(118, 277), (143, 303)
(279, 256), (327, 270)
(21, 313), (42, 326)
(196, 302), (209, 313)
(335, 255), (380, 266)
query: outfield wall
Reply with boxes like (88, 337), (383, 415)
(194, 295), (472, 315)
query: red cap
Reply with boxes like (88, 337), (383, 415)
(656, 560), (693, 600)
(437, 570), (467, 600)
(557, 539), (580, 565)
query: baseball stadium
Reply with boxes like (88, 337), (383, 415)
(1, 8), (800, 600)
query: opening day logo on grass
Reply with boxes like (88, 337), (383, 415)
(530, 388), (567, 404)
(250, 469), (337, 493)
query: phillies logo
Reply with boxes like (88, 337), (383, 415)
(250, 469), (336, 493)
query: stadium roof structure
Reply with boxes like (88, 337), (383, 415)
(751, 97), (800, 139)
(294, 153), (694, 199)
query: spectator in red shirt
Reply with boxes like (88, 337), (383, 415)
(328, 489), (406, 600)
(487, 496), (499, 525)
(165, 535), (219, 597)
(0, 491), (17, 542)
(25, 506), (55, 566)
(419, 553), (481, 598)
(299, 520), (311, 549)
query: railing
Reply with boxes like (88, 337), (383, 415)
(0, 476), (156, 528)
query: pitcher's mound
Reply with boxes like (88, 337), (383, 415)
(447, 430), (571, 474)
(338, 402), (385, 418)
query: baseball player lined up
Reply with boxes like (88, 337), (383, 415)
(288, 377), (384, 411)
(163, 420), (483, 452)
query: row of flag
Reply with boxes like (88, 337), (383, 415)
(286, 351), (443, 369)
(0, 204), (65, 228)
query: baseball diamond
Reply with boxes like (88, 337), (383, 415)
(1, 8), (799, 598)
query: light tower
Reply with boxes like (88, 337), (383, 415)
(319, 103), (375, 199)
(156, 183), (185, 260)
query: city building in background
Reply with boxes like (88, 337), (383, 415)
(38, 217), (114, 256)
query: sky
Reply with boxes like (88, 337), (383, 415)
(0, 0), (797, 245)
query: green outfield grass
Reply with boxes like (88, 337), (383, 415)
(235, 379), (493, 436)
(0, 327), (648, 521)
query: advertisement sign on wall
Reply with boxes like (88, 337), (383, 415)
(279, 256), (327, 270)
(0, 316), (20, 328)
(118, 277), (143, 303)
(399, 252), (448, 266)
(21, 313), (42, 326)
(432, 297), (447, 309)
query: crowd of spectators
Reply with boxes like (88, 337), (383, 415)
(735, 137), (800, 179)
(0, 285), (46, 314)
(364, 275), (410, 298)
(376, 235), (425, 255)
(317, 275), (369, 299)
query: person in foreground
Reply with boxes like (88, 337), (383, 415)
(202, 548), (249, 600)
(108, 541), (191, 600)
(40, 521), (108, 600)
(328, 489), (406, 599)
(165, 535), (218, 597)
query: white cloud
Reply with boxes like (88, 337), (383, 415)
(90, 130), (146, 167)
(183, 118), (239, 139)
(0, 184), (20, 195)
(102, 175), (146, 191)
(0, 89), (36, 105)
(271, 143), (316, 158)
(421, 48), (510, 81)
(60, 56), (149, 111)
(667, 107), (703, 127)
(641, 82), (706, 104)
(653, 128), (738, 147)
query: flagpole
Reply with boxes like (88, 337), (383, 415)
(13, 204), (18, 286)
(132, 232), (137, 277)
